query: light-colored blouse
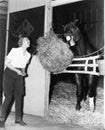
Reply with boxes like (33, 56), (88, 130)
(6, 47), (31, 68)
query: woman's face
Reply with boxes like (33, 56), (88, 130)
(23, 38), (30, 48)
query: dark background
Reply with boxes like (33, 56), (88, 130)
(7, 5), (45, 55)
(53, 0), (104, 50)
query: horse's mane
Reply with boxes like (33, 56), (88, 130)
(77, 31), (96, 56)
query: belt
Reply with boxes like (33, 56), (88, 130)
(6, 67), (23, 74)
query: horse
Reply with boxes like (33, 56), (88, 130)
(63, 20), (99, 111)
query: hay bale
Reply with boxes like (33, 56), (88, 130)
(36, 30), (73, 73)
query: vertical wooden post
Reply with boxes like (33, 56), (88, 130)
(44, 0), (52, 34)
(0, 2), (8, 106)
(44, 0), (52, 117)
(104, 1), (105, 129)
(5, 1), (10, 58)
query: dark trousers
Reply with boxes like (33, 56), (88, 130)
(1, 68), (24, 121)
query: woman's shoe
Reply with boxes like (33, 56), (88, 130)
(15, 120), (27, 126)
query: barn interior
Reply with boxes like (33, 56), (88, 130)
(48, 0), (104, 129)
(0, 0), (104, 129)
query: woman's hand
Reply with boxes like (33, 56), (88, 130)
(16, 70), (26, 76)
(16, 70), (23, 76)
(21, 69), (26, 76)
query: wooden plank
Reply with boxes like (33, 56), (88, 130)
(58, 70), (99, 76)
(51, 0), (83, 7)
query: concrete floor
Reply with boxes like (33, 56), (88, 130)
(2, 112), (89, 130)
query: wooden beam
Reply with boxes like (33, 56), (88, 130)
(51, 0), (83, 7)
(104, 1), (105, 129)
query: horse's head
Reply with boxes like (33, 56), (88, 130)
(64, 20), (81, 47)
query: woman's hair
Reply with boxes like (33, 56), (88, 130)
(17, 36), (29, 47)
(17, 37), (24, 47)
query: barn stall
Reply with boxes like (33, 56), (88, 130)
(47, 0), (104, 130)
(5, 0), (104, 130)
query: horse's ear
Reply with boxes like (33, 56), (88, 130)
(62, 25), (65, 28)
(62, 25), (65, 30)
(74, 19), (78, 25)
(63, 24), (68, 32)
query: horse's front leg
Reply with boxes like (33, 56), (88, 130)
(88, 75), (97, 112)
(75, 74), (82, 110)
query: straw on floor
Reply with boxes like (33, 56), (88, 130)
(49, 80), (104, 130)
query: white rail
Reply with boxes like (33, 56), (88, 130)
(58, 55), (100, 76)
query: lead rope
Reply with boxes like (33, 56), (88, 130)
(74, 47), (104, 58)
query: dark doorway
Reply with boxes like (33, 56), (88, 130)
(7, 6), (45, 55)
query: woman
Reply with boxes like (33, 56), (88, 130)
(0, 37), (31, 127)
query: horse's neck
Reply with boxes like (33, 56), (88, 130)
(73, 34), (96, 57)
(72, 39), (87, 57)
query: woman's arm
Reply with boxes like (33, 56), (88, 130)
(5, 57), (23, 76)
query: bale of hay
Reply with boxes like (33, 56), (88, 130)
(36, 30), (73, 73)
